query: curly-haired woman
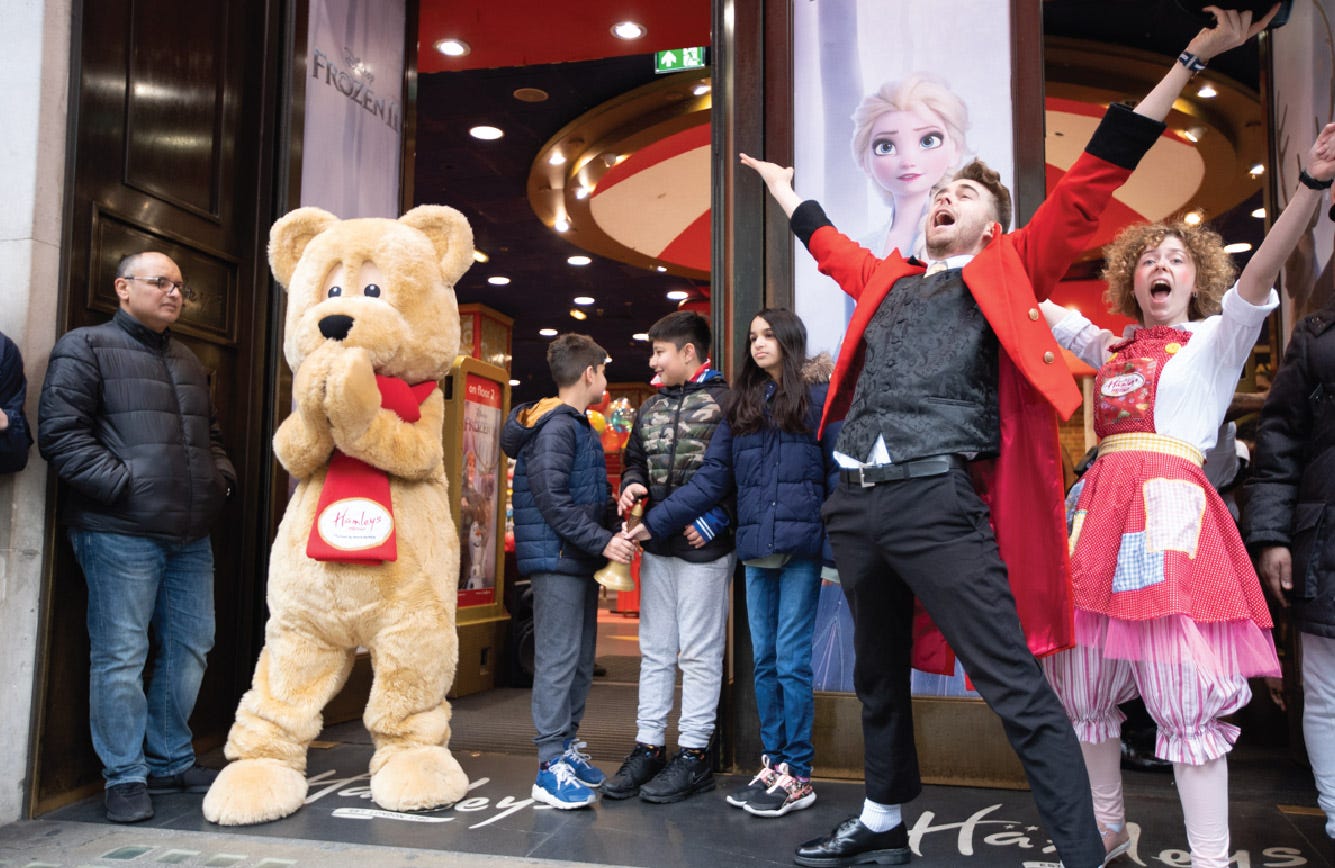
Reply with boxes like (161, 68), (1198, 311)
(1040, 122), (1335, 867)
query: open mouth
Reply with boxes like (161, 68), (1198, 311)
(1150, 278), (1172, 299)
(931, 211), (955, 228)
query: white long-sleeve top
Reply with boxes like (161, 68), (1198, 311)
(1050, 285), (1278, 454)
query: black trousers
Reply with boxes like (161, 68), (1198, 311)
(822, 469), (1105, 868)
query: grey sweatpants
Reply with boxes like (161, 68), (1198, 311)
(530, 572), (599, 763)
(635, 551), (733, 749)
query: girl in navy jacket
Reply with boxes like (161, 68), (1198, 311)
(629, 308), (834, 818)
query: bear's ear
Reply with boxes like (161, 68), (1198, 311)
(269, 207), (340, 288)
(399, 205), (475, 285)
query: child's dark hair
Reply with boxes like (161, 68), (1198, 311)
(731, 308), (811, 436)
(547, 333), (607, 388)
(647, 310), (711, 360)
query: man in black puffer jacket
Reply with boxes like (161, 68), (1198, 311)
(38, 251), (235, 824)
(1244, 309), (1335, 842)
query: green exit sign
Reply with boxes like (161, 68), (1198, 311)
(655, 47), (707, 74)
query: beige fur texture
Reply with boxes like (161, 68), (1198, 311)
(203, 206), (472, 826)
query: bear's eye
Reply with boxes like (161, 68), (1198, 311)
(327, 286), (342, 298)
(363, 283), (381, 298)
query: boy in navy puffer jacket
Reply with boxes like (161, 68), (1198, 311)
(500, 334), (636, 810)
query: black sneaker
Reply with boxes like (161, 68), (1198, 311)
(726, 755), (779, 808)
(639, 747), (714, 804)
(742, 763), (816, 817)
(105, 782), (154, 823)
(147, 764), (219, 794)
(601, 743), (665, 800)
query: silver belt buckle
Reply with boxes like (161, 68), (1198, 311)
(857, 466), (875, 488)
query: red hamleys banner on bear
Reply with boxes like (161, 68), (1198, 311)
(306, 376), (437, 564)
(458, 374), (503, 607)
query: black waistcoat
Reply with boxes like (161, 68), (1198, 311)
(835, 269), (1001, 462)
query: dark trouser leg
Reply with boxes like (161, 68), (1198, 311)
(826, 471), (1104, 868)
(822, 482), (919, 805)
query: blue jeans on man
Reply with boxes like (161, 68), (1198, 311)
(745, 557), (821, 777)
(70, 529), (216, 786)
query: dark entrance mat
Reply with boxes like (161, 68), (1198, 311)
(42, 737), (1334, 867)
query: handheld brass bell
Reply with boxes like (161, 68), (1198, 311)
(594, 500), (641, 592)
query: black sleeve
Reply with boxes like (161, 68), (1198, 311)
(0, 334), (31, 473)
(1084, 103), (1166, 170)
(790, 200), (835, 249)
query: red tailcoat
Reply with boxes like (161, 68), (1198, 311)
(809, 146), (1140, 674)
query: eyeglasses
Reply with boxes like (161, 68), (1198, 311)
(124, 276), (193, 299)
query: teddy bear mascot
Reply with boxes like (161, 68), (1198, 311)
(202, 205), (473, 825)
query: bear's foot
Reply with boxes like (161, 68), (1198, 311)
(370, 745), (469, 812)
(202, 758), (308, 826)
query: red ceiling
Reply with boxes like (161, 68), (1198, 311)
(418, 1), (713, 74)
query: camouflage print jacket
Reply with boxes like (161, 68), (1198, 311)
(621, 370), (735, 562)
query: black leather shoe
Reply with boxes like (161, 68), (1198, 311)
(794, 816), (910, 867)
(105, 782), (154, 823)
(147, 764), (219, 794)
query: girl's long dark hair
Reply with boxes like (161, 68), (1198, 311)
(730, 308), (810, 435)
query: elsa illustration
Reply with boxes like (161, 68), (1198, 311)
(851, 73), (972, 259)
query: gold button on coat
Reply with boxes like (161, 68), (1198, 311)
(1043, 351), (1055, 364)
(1028, 308), (1040, 321)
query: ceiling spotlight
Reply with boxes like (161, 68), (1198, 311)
(553, 217), (571, 232)
(655, 265), (667, 273)
(1250, 163), (1265, 176)
(1224, 242), (1253, 254)
(435, 38), (470, 57)
(574, 186), (591, 200)
(1196, 83), (1217, 99)
(611, 20), (647, 39)
(1251, 207), (1266, 219)
(666, 290), (689, 301)
(573, 296), (595, 305)
(472, 249), (489, 263)
(1182, 127), (1205, 143)
(487, 276), (511, 286)
(469, 125), (504, 140)
(549, 151), (567, 166)
(512, 87), (549, 103)
(632, 333), (650, 342)
(569, 308), (588, 320)
(567, 255), (592, 266)
(508, 379), (521, 387)
(1183, 211), (1203, 226)
(539, 328), (559, 337)
(693, 82), (711, 96)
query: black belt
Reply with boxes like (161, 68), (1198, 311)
(840, 454), (966, 487)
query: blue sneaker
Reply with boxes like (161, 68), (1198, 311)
(561, 738), (606, 788)
(532, 759), (597, 810)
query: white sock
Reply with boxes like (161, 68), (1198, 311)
(859, 798), (902, 832)
(1174, 757), (1230, 868)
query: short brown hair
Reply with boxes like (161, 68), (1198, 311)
(647, 310), (711, 360)
(547, 333), (607, 388)
(1100, 222), (1236, 321)
(951, 160), (1012, 231)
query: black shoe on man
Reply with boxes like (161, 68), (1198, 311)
(639, 746), (714, 804)
(105, 782), (154, 823)
(147, 764), (219, 794)
(601, 743), (665, 800)
(794, 816), (910, 867)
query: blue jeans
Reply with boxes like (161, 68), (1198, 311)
(69, 529), (216, 787)
(745, 557), (821, 777)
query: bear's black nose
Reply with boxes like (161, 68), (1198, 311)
(319, 314), (354, 341)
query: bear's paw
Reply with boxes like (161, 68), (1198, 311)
(369, 745), (469, 812)
(202, 758), (308, 826)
